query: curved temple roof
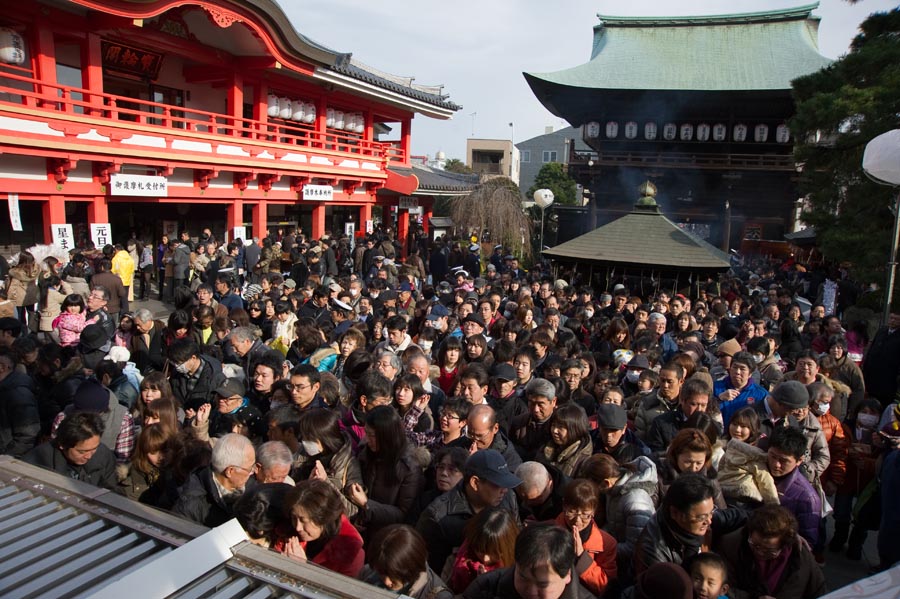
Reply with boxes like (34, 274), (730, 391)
(524, 3), (832, 95)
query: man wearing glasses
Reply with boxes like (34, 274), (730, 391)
(287, 364), (327, 411)
(173, 433), (256, 526)
(84, 285), (115, 341)
(633, 473), (739, 578)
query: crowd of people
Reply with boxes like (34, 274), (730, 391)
(2, 223), (900, 599)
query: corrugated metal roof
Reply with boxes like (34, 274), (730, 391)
(525, 3), (832, 92)
(0, 457), (397, 599)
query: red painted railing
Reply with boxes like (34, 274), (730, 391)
(0, 67), (409, 165)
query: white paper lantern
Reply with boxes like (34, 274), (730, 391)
(680, 123), (694, 141)
(713, 123), (727, 142)
(291, 100), (305, 121)
(776, 124), (790, 144)
(533, 189), (555, 209)
(303, 102), (316, 124)
(334, 111), (344, 130)
(754, 124), (769, 143)
(266, 94), (280, 118)
(624, 121), (638, 139)
(346, 113), (358, 132)
(605, 121), (618, 139)
(733, 124), (748, 142)
(278, 97), (291, 120)
(697, 124), (710, 142)
(0, 28), (25, 65)
(355, 114), (365, 134)
(326, 108), (335, 128)
(663, 123), (677, 141)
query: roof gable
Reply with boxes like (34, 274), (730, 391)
(526, 3), (832, 92)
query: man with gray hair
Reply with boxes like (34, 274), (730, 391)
(648, 311), (677, 363)
(227, 325), (268, 380)
(509, 378), (558, 461)
(253, 440), (295, 485)
(132, 308), (165, 374)
(515, 461), (568, 521)
(173, 433), (255, 526)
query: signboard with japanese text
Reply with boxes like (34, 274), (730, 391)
(398, 196), (419, 210)
(51, 224), (74, 251)
(344, 223), (355, 238)
(90, 223), (112, 248)
(302, 184), (333, 201)
(7, 193), (22, 232)
(232, 227), (247, 242)
(365, 220), (374, 234)
(101, 40), (163, 79)
(110, 174), (169, 197)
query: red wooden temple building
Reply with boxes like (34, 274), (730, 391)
(0, 0), (460, 249)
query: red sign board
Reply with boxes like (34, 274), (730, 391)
(101, 40), (163, 79)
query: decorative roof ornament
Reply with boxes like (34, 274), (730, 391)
(635, 181), (659, 209)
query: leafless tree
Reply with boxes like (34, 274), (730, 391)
(450, 176), (533, 260)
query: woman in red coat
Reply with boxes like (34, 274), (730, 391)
(553, 478), (618, 596)
(282, 479), (365, 578)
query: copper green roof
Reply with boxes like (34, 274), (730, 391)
(524, 3), (832, 93)
(542, 202), (731, 271)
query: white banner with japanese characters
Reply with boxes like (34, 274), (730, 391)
(7, 193), (22, 232)
(51, 223), (74, 251)
(90, 223), (112, 248)
(232, 226), (247, 242)
(302, 184), (333, 201)
(110, 174), (169, 197)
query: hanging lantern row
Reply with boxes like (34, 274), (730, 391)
(326, 108), (365, 134)
(0, 28), (26, 64)
(585, 120), (791, 144)
(267, 94), (316, 124)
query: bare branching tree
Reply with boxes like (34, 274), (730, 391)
(450, 176), (533, 260)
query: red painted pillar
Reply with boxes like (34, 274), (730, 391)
(400, 119), (411, 165)
(397, 208), (409, 260)
(43, 196), (66, 244)
(311, 204), (326, 240)
(359, 204), (372, 236)
(253, 82), (267, 140)
(252, 200), (267, 241)
(227, 199), (244, 235)
(82, 33), (103, 114)
(87, 196), (108, 223)
(227, 72), (243, 136)
(422, 202), (432, 235)
(32, 28), (57, 105)
(316, 95), (327, 148)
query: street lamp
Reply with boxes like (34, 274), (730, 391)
(533, 188), (555, 252)
(862, 129), (900, 325)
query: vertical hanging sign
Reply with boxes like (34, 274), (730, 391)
(51, 224), (74, 251)
(7, 193), (22, 231)
(90, 223), (112, 248)
(232, 226), (247, 242)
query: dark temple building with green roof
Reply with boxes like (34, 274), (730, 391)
(524, 3), (832, 251)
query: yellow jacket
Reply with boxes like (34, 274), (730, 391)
(111, 250), (136, 287)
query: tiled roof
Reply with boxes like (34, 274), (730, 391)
(330, 62), (461, 111)
(543, 203), (731, 270)
(387, 165), (480, 194)
(525, 3), (831, 92)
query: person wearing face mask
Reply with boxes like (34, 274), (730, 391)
(807, 382), (848, 499)
(747, 337), (783, 393)
(168, 338), (226, 413)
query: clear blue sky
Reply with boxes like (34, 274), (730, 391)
(285, 0), (897, 160)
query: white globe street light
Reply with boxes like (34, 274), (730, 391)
(533, 188), (555, 253)
(863, 129), (900, 325)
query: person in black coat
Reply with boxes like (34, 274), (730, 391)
(863, 311), (900, 407)
(167, 338), (227, 412)
(0, 348), (40, 457)
(172, 433), (256, 526)
(23, 412), (117, 489)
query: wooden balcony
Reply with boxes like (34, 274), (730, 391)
(569, 147), (796, 172)
(0, 65), (407, 175)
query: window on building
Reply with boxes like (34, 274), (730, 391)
(521, 150), (530, 163)
(542, 150), (557, 163)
